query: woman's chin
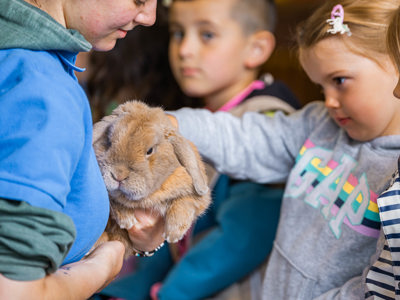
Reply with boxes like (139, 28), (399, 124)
(91, 39), (118, 52)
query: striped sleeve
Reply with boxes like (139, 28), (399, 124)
(365, 172), (400, 300)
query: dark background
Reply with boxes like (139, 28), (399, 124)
(265, 0), (324, 106)
(76, 0), (325, 108)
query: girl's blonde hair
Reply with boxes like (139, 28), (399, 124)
(387, 6), (400, 70)
(296, 0), (400, 65)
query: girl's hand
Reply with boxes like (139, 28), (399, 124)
(127, 208), (165, 252)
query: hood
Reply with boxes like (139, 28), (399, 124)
(0, 0), (91, 52)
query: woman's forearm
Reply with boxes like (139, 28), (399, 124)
(0, 241), (125, 300)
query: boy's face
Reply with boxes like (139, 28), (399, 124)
(168, 0), (255, 108)
(65, 0), (157, 51)
(300, 37), (400, 141)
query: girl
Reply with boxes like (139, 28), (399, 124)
(0, 0), (165, 299)
(168, 0), (400, 298)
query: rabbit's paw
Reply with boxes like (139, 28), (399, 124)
(117, 215), (138, 229)
(111, 205), (138, 229)
(163, 228), (186, 244)
(164, 202), (196, 243)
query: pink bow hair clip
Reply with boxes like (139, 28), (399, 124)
(326, 4), (352, 36)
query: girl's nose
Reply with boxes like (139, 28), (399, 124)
(324, 93), (340, 109)
(135, 0), (157, 27)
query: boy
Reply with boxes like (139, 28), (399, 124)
(100, 0), (299, 299)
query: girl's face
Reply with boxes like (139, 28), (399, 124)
(65, 0), (157, 51)
(168, 0), (255, 110)
(300, 37), (400, 141)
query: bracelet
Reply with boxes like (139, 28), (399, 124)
(134, 242), (165, 257)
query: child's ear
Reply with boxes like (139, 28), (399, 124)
(244, 30), (275, 69)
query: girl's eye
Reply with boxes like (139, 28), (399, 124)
(333, 77), (346, 86)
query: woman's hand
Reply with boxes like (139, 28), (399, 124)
(82, 240), (125, 292)
(127, 208), (165, 252)
(0, 240), (125, 300)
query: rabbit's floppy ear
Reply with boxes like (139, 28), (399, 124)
(92, 113), (119, 144)
(92, 101), (137, 144)
(166, 130), (209, 196)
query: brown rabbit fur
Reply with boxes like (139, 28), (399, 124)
(92, 100), (211, 258)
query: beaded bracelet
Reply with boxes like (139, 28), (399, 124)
(134, 242), (165, 257)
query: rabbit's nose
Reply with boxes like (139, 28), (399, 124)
(111, 169), (129, 182)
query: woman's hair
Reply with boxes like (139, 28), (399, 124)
(387, 5), (400, 70)
(296, 0), (400, 65)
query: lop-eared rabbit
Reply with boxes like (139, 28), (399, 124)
(92, 101), (211, 257)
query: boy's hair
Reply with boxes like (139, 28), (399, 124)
(231, 0), (276, 34)
(170, 0), (277, 34)
(296, 0), (400, 65)
(387, 6), (400, 71)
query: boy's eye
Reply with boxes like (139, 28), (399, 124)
(170, 29), (184, 42)
(201, 31), (215, 41)
(333, 77), (346, 85)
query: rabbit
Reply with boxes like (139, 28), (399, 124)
(92, 100), (211, 258)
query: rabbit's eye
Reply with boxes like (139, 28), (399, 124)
(104, 127), (113, 150)
(146, 147), (154, 156)
(104, 138), (112, 150)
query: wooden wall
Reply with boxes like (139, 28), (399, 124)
(264, 0), (324, 106)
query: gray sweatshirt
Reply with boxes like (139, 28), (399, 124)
(170, 101), (400, 299)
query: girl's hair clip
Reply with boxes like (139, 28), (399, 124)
(326, 4), (352, 36)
